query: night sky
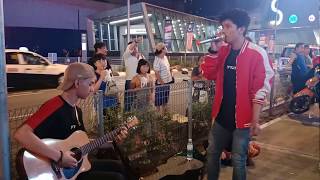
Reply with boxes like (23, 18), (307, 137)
(185, 0), (264, 19)
(97, 0), (264, 18)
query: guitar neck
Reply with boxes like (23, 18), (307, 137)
(80, 124), (129, 155)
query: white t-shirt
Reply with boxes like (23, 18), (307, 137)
(140, 76), (148, 88)
(153, 56), (172, 84)
(104, 69), (113, 82)
(123, 47), (139, 80)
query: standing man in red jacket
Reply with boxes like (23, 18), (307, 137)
(201, 9), (274, 180)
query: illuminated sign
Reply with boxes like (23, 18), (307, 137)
(267, 0), (318, 28)
(288, 14), (298, 24)
(269, 0), (283, 26)
(308, 14), (316, 22)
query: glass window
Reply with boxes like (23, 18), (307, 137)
(6, 53), (19, 64)
(110, 40), (116, 50)
(93, 22), (100, 42)
(102, 24), (109, 39)
(23, 53), (48, 65)
(103, 40), (109, 50)
(110, 25), (115, 39)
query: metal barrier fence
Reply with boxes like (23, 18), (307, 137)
(7, 70), (291, 177)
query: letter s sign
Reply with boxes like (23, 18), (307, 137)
(269, 0), (283, 26)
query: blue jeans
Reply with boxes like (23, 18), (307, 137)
(207, 122), (250, 180)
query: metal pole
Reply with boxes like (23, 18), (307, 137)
(127, 0), (130, 44)
(97, 90), (104, 136)
(0, 0), (11, 179)
(187, 80), (193, 141)
(269, 1), (279, 117)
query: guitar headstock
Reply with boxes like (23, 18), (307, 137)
(126, 116), (139, 130)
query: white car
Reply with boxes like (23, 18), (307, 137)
(5, 49), (67, 90)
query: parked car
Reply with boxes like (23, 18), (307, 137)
(5, 48), (67, 90)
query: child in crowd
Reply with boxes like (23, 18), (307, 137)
(130, 59), (154, 109)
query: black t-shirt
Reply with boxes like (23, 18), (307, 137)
(216, 49), (240, 132)
(26, 96), (85, 139)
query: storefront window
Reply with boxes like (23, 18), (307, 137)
(92, 3), (219, 54)
(146, 6), (218, 53)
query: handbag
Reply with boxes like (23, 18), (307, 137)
(105, 80), (119, 96)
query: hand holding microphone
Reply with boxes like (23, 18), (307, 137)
(199, 33), (225, 45)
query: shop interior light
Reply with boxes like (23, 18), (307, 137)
(288, 14), (298, 24)
(308, 14), (316, 22)
(110, 14), (152, 25)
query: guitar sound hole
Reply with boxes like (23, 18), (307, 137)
(70, 147), (82, 161)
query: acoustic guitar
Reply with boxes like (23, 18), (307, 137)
(16, 116), (139, 180)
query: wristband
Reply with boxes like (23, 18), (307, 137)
(56, 150), (63, 164)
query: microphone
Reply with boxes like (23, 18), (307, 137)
(199, 35), (224, 44)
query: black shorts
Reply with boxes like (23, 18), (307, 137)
(155, 84), (170, 106)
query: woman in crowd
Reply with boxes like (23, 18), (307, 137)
(89, 53), (118, 108)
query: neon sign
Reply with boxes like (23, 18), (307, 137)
(269, 0), (283, 26)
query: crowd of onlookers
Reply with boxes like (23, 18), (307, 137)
(87, 39), (175, 113)
(288, 43), (319, 94)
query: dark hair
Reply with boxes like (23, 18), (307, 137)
(219, 9), (250, 36)
(208, 47), (218, 54)
(89, 54), (111, 70)
(245, 36), (253, 42)
(304, 44), (310, 48)
(295, 43), (304, 50)
(94, 42), (106, 52)
(154, 49), (163, 56)
(136, 59), (150, 74)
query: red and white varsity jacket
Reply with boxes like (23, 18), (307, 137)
(201, 40), (274, 128)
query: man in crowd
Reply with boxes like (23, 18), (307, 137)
(123, 37), (143, 111)
(201, 9), (274, 180)
(290, 43), (311, 94)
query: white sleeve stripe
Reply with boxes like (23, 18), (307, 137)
(248, 43), (275, 100)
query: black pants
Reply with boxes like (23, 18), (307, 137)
(77, 159), (127, 180)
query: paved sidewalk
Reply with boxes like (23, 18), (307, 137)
(205, 105), (320, 180)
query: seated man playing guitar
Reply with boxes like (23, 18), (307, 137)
(14, 63), (131, 180)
